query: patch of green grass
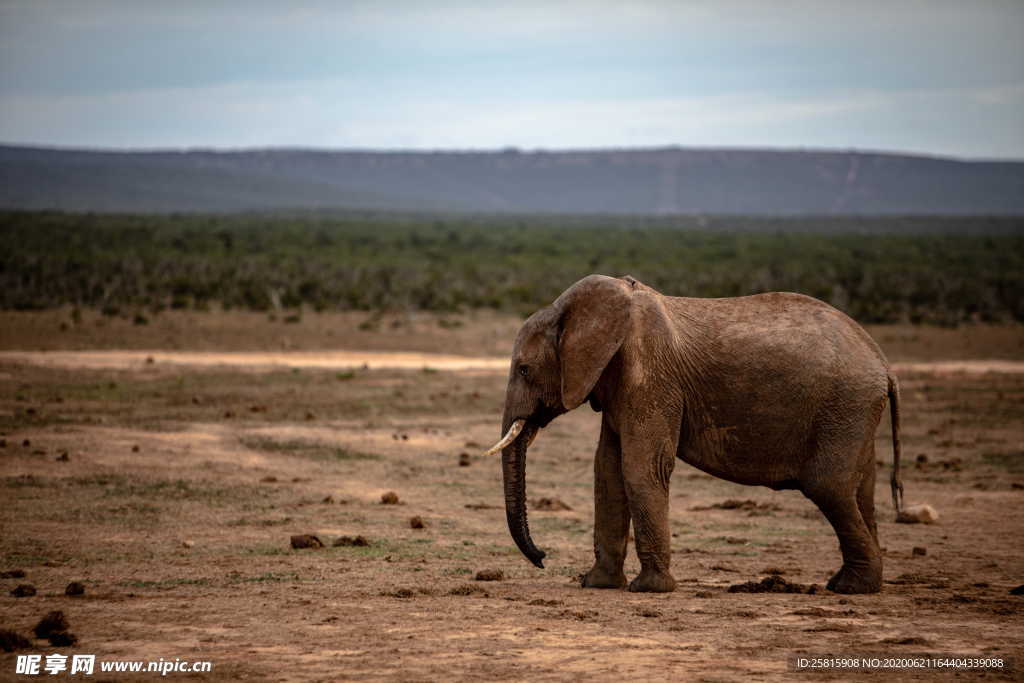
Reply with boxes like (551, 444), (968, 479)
(706, 536), (753, 546)
(233, 571), (301, 583)
(553, 565), (585, 578)
(77, 475), (249, 503)
(328, 537), (438, 561)
(60, 380), (128, 402)
(332, 544), (394, 560)
(0, 551), (50, 566)
(240, 435), (381, 462)
(439, 549), (477, 562)
(2, 475), (48, 488)
(65, 473), (130, 488)
(533, 517), (586, 533)
(0, 413), (80, 431)
(242, 544), (292, 556)
(443, 567), (473, 576)
(120, 418), (193, 432)
(120, 577), (211, 589)
(239, 502), (280, 513)
(226, 516), (294, 527)
(438, 481), (476, 491)
(479, 544), (524, 557)
(49, 502), (161, 526)
(331, 446), (382, 461)
(982, 450), (1024, 472)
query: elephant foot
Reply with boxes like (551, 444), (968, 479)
(826, 563), (881, 594)
(628, 569), (677, 593)
(581, 565), (626, 589)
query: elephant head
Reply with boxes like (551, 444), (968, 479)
(484, 275), (633, 568)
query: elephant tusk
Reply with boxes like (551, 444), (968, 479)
(484, 419), (526, 456)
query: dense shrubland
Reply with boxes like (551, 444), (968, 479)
(2, 211), (1021, 325)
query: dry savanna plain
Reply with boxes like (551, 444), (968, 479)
(1, 309), (1023, 681)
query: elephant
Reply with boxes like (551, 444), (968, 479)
(484, 274), (904, 594)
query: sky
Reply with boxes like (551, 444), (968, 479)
(0, 0), (1022, 159)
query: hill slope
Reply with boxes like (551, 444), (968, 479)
(2, 145), (1022, 214)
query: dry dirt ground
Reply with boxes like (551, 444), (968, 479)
(1, 311), (1023, 681)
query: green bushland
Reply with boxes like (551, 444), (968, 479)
(2, 211), (1021, 324)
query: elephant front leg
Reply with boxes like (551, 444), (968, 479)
(582, 418), (629, 589)
(622, 430), (678, 593)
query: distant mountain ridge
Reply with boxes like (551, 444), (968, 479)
(2, 144), (1022, 215)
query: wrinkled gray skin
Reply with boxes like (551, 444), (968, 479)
(498, 274), (902, 594)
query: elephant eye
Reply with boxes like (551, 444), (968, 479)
(518, 365), (529, 378)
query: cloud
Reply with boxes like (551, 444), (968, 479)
(0, 2), (1021, 157)
(3, 77), (1022, 158)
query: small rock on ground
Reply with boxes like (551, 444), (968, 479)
(33, 611), (69, 639)
(290, 534), (324, 549)
(48, 632), (78, 647)
(475, 569), (504, 582)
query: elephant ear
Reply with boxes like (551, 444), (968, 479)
(557, 275), (632, 411)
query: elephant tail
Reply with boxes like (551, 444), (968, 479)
(888, 374), (904, 517)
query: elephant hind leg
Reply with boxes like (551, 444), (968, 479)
(806, 477), (883, 594)
(857, 444), (880, 546)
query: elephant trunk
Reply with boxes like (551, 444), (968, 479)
(500, 415), (545, 569)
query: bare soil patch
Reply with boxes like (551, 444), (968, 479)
(1, 317), (1022, 680)
(0, 350), (508, 373)
(3, 309), (1023, 361)
(0, 308), (521, 356)
(3, 350), (1023, 378)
